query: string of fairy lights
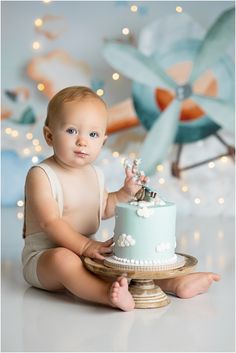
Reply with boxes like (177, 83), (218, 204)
(3, 1), (232, 221)
(31, 2), (183, 97)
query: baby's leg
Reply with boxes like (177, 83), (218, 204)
(155, 272), (221, 299)
(37, 247), (134, 311)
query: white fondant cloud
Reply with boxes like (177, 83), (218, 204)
(117, 233), (136, 247)
(137, 206), (154, 218)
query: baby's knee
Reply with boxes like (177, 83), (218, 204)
(50, 247), (82, 274)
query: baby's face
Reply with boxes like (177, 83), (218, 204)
(49, 99), (108, 168)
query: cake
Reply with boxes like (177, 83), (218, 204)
(112, 199), (177, 267)
(105, 159), (183, 270)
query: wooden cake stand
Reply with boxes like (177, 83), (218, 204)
(83, 253), (198, 309)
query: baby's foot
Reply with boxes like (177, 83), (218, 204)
(110, 277), (135, 311)
(175, 272), (221, 299)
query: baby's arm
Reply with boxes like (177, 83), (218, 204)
(102, 166), (148, 219)
(25, 167), (112, 259)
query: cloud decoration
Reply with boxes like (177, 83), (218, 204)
(27, 50), (91, 98)
(35, 15), (67, 40)
(1, 150), (38, 206)
(136, 206), (154, 218)
(117, 234), (136, 247)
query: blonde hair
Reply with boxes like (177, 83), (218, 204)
(45, 86), (107, 127)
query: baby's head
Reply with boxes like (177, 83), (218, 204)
(44, 86), (109, 167)
(45, 86), (108, 129)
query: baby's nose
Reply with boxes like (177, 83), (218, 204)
(76, 135), (87, 146)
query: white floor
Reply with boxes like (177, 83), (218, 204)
(1, 207), (235, 352)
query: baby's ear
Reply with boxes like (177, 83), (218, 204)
(43, 126), (53, 146)
(103, 135), (108, 146)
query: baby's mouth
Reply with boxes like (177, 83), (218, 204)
(74, 151), (89, 158)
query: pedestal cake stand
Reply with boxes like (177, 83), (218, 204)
(83, 253), (198, 309)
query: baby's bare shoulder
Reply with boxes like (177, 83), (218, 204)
(26, 165), (51, 190)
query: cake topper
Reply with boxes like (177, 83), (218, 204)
(135, 186), (157, 202)
(124, 158), (166, 204)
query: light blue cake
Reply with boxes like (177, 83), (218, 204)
(112, 200), (177, 266)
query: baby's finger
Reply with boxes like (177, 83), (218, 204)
(100, 246), (113, 254)
(138, 175), (149, 184)
(104, 237), (114, 245)
(94, 252), (105, 260)
(139, 175), (146, 182)
(125, 167), (134, 179)
(132, 165), (138, 174)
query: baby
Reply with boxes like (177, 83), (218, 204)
(22, 86), (220, 311)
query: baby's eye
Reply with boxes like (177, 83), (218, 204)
(66, 128), (78, 135)
(89, 132), (99, 138)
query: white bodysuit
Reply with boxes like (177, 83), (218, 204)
(21, 163), (104, 289)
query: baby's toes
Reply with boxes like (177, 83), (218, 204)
(111, 282), (120, 295)
(120, 277), (127, 287)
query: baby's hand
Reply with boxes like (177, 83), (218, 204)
(123, 166), (149, 198)
(82, 238), (114, 260)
